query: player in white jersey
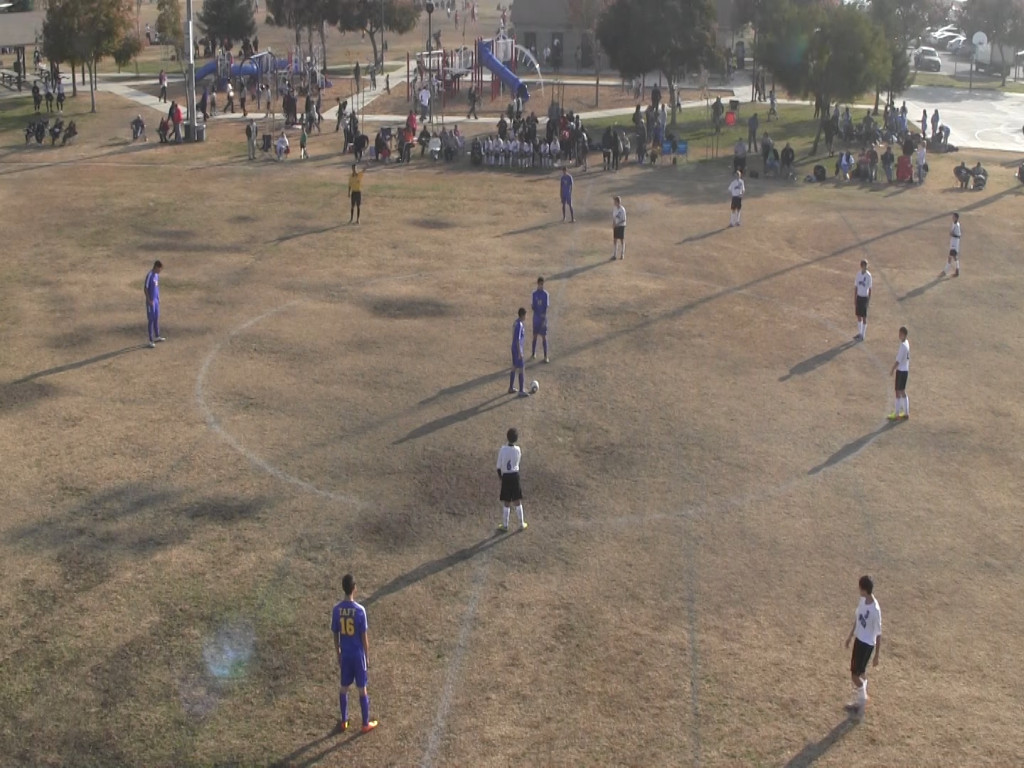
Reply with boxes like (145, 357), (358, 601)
(496, 427), (527, 531)
(888, 326), (910, 420)
(942, 212), (961, 277)
(728, 170), (745, 227)
(853, 260), (873, 341)
(509, 137), (519, 167)
(611, 196), (627, 260)
(540, 140), (550, 167)
(844, 575), (882, 714)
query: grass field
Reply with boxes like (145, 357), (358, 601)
(2, 79), (1024, 767)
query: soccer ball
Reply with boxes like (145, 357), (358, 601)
(530, 380), (539, 394)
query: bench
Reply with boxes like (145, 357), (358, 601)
(0, 69), (20, 89)
(662, 139), (688, 162)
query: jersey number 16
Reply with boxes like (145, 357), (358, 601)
(338, 617), (355, 635)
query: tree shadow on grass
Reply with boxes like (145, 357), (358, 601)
(395, 394), (513, 444)
(8, 344), (147, 384)
(808, 421), (898, 476)
(779, 339), (857, 382)
(783, 715), (859, 767)
(365, 533), (510, 607)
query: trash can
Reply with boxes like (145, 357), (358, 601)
(196, 123), (206, 142)
(728, 99), (740, 113)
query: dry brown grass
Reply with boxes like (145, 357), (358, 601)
(1, 86), (1024, 768)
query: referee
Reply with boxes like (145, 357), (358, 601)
(496, 428), (527, 532)
(854, 259), (872, 341)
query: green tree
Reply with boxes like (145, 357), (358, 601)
(567, 0), (611, 104)
(156, 0), (185, 64)
(336, 0), (421, 68)
(197, 0), (256, 48)
(113, 33), (143, 72)
(757, 0), (888, 152)
(597, 0), (717, 123)
(43, 0), (134, 111)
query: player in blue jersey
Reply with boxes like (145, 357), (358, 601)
(530, 277), (550, 363)
(143, 260), (166, 348)
(560, 167), (575, 222)
(331, 574), (379, 734)
(508, 307), (529, 397)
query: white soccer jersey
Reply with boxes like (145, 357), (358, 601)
(854, 596), (882, 646)
(612, 205), (626, 227)
(728, 178), (745, 197)
(855, 270), (873, 297)
(497, 444), (521, 475)
(896, 339), (910, 372)
(950, 221), (961, 251)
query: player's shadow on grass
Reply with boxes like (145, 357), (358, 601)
(364, 535), (510, 607)
(498, 220), (559, 237)
(418, 369), (509, 405)
(677, 226), (729, 244)
(779, 340), (857, 381)
(783, 715), (859, 767)
(396, 393), (513, 443)
(270, 223), (343, 244)
(547, 259), (610, 282)
(898, 275), (943, 302)
(8, 344), (148, 384)
(808, 421), (897, 476)
(270, 727), (365, 768)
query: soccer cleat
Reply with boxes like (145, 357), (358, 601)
(887, 412), (900, 421)
(954, 269), (959, 277)
(853, 334), (862, 341)
(518, 390), (530, 398)
(610, 255), (617, 261)
(147, 341), (156, 348)
(543, 357), (550, 363)
(360, 721), (379, 734)
(497, 524), (508, 532)
(529, 354), (536, 360)
(155, 336), (166, 343)
(520, 521), (528, 530)
(338, 720), (349, 733)
(899, 413), (909, 420)
(508, 387), (517, 394)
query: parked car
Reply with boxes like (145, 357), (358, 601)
(925, 24), (961, 45)
(913, 46), (943, 71)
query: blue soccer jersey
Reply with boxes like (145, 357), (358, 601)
(560, 173), (573, 201)
(144, 270), (160, 302)
(332, 599), (368, 658)
(532, 289), (549, 332)
(511, 318), (525, 362)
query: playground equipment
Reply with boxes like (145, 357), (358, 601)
(194, 50), (312, 88)
(477, 37), (528, 102)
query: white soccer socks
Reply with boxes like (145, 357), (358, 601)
(515, 505), (524, 526)
(502, 506), (510, 528)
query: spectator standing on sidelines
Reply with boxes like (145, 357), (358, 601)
(144, 261), (166, 348)
(245, 118), (258, 160)
(331, 574), (379, 734)
(844, 575), (882, 715)
(560, 167), (574, 223)
(854, 260), (872, 341)
(158, 70), (168, 102)
(747, 112), (759, 152)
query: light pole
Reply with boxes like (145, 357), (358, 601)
(425, 1), (434, 122)
(380, 0), (385, 69)
(185, 0), (197, 142)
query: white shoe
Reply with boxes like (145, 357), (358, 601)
(154, 336), (167, 343)
(147, 341), (156, 348)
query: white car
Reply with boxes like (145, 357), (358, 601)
(913, 47), (943, 71)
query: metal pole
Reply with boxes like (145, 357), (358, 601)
(185, 0), (197, 141)
(381, 0), (385, 68)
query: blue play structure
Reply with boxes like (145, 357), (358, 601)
(194, 52), (300, 84)
(477, 38), (529, 102)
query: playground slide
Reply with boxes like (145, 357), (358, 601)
(194, 60), (218, 82)
(478, 40), (529, 103)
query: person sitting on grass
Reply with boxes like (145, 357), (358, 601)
(418, 125), (432, 156)
(61, 120), (77, 146)
(131, 114), (147, 142)
(275, 131), (289, 160)
(780, 142), (795, 179)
